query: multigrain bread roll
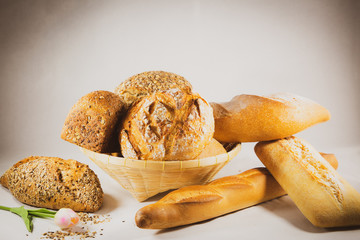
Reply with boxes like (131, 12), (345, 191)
(135, 153), (338, 229)
(61, 90), (125, 153)
(114, 71), (193, 109)
(255, 136), (360, 227)
(211, 93), (330, 142)
(0, 156), (103, 212)
(120, 89), (214, 160)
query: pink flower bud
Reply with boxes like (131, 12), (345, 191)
(54, 208), (80, 229)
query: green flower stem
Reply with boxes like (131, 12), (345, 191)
(0, 205), (58, 232)
(0, 205), (11, 211)
(28, 211), (55, 218)
(29, 208), (57, 214)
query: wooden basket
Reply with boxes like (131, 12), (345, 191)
(81, 143), (241, 202)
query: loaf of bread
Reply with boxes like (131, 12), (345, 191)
(319, 152), (338, 170)
(196, 138), (227, 159)
(120, 89), (214, 160)
(0, 156), (103, 212)
(135, 152), (337, 229)
(211, 93), (330, 142)
(61, 90), (125, 153)
(114, 71), (193, 109)
(255, 136), (360, 227)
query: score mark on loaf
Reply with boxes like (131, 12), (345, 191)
(255, 136), (360, 228)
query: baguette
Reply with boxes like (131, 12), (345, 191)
(211, 93), (330, 142)
(255, 136), (360, 227)
(135, 153), (337, 229)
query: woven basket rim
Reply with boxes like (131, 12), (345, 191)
(81, 143), (241, 170)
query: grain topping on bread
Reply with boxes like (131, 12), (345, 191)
(61, 90), (125, 153)
(115, 71), (193, 109)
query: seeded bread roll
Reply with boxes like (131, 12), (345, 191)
(0, 156), (103, 212)
(255, 136), (360, 227)
(114, 71), (193, 109)
(61, 90), (125, 153)
(211, 93), (330, 142)
(120, 89), (214, 160)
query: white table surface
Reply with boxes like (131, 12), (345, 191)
(1, 142), (359, 240)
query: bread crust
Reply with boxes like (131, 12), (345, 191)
(61, 90), (125, 153)
(135, 168), (286, 229)
(0, 156), (103, 212)
(255, 136), (360, 227)
(211, 93), (330, 142)
(120, 89), (214, 160)
(196, 138), (227, 159)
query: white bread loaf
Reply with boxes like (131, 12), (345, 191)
(196, 138), (227, 159)
(135, 168), (286, 229)
(255, 136), (360, 227)
(135, 152), (337, 229)
(211, 93), (330, 143)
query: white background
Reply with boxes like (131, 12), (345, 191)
(0, 0), (359, 239)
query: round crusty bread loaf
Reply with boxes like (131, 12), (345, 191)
(120, 89), (214, 160)
(114, 71), (193, 108)
(61, 90), (125, 153)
